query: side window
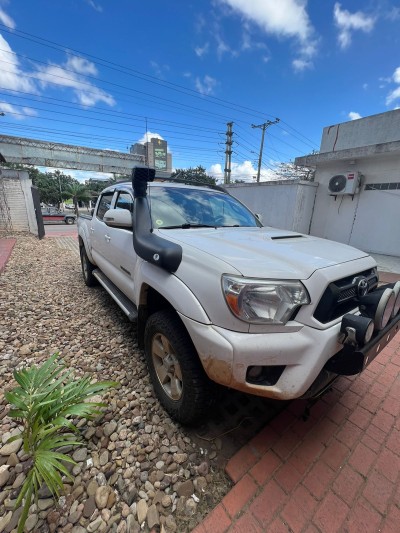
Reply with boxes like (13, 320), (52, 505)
(96, 192), (114, 221)
(115, 192), (133, 213)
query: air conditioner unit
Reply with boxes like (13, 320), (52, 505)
(328, 172), (359, 195)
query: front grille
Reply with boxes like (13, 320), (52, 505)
(314, 268), (378, 323)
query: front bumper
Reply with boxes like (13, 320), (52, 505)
(324, 313), (400, 376)
(178, 312), (400, 400)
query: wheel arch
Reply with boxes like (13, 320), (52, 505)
(136, 274), (210, 349)
(78, 233), (95, 264)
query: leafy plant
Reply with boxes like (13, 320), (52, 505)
(5, 353), (117, 533)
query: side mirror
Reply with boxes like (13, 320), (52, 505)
(90, 208), (95, 217)
(255, 213), (263, 223)
(103, 208), (132, 228)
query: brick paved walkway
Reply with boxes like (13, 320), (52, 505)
(0, 237), (16, 274)
(194, 335), (400, 533)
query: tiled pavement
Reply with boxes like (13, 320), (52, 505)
(193, 336), (400, 533)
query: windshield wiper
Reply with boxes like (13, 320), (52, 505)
(161, 223), (217, 229)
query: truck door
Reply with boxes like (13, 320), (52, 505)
(100, 190), (137, 301)
(91, 190), (115, 278)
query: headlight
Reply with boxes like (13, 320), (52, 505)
(222, 275), (310, 324)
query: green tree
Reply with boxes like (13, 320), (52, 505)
(62, 183), (90, 216)
(271, 162), (315, 181)
(170, 165), (216, 186)
(1, 163), (79, 205)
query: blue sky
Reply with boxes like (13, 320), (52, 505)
(0, 0), (399, 182)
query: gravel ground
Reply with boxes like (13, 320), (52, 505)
(0, 234), (230, 533)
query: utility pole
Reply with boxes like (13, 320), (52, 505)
(224, 122), (233, 184)
(252, 118), (280, 183)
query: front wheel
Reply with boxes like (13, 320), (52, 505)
(144, 310), (214, 424)
(65, 217), (75, 225)
(80, 246), (97, 287)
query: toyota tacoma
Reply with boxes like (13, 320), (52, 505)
(77, 168), (400, 423)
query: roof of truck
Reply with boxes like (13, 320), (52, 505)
(102, 179), (227, 194)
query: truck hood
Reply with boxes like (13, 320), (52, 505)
(158, 227), (370, 279)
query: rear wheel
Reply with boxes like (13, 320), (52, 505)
(80, 246), (97, 287)
(144, 310), (213, 424)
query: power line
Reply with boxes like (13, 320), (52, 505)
(0, 24), (320, 148)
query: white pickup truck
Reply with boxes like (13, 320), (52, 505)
(78, 168), (400, 423)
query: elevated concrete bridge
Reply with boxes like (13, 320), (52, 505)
(0, 134), (147, 175)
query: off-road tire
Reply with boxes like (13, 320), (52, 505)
(80, 246), (97, 287)
(144, 310), (214, 424)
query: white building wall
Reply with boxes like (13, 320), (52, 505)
(310, 154), (400, 256)
(226, 180), (318, 233)
(320, 109), (400, 153)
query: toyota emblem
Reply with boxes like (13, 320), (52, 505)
(354, 276), (369, 298)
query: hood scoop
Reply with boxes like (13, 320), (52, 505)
(271, 235), (304, 240)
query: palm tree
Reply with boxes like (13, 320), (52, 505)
(62, 183), (91, 217)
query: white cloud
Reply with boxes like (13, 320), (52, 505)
(215, 33), (236, 59)
(137, 131), (164, 144)
(386, 66), (400, 106)
(393, 67), (400, 84)
(348, 111), (362, 120)
(0, 6), (15, 28)
(386, 86), (400, 106)
(86, 0), (103, 13)
(195, 43), (209, 57)
(209, 160), (277, 183)
(386, 7), (400, 21)
(218, 0), (317, 70)
(333, 3), (375, 49)
(0, 35), (37, 92)
(150, 61), (170, 79)
(0, 4), (114, 109)
(195, 75), (217, 96)
(220, 0), (312, 41)
(0, 101), (38, 118)
(66, 56), (98, 76)
(292, 58), (312, 72)
(35, 59), (115, 107)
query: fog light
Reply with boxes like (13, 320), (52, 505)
(247, 366), (263, 379)
(246, 365), (286, 386)
(359, 288), (396, 330)
(387, 281), (400, 317)
(341, 314), (374, 345)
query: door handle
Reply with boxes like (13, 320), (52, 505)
(105, 234), (111, 242)
(90, 227), (94, 233)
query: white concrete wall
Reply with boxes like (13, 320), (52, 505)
(310, 154), (400, 256)
(226, 180), (318, 233)
(320, 109), (400, 153)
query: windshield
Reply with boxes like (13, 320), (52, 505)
(148, 186), (262, 229)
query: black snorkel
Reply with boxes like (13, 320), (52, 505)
(132, 167), (182, 272)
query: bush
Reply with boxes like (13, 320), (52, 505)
(5, 353), (117, 533)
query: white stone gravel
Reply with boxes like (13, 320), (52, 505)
(0, 234), (230, 533)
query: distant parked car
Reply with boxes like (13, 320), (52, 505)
(41, 207), (76, 225)
(65, 204), (75, 210)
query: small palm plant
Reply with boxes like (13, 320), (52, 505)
(5, 354), (117, 533)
